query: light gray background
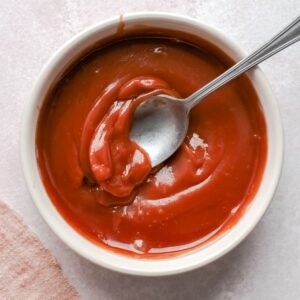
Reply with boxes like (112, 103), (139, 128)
(1, 1), (300, 299)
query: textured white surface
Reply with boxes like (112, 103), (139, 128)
(1, 1), (300, 299)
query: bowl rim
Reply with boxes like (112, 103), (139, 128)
(21, 11), (283, 276)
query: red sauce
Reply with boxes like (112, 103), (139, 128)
(36, 30), (267, 257)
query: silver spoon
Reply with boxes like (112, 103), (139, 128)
(130, 16), (300, 167)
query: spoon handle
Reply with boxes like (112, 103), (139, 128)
(185, 16), (300, 110)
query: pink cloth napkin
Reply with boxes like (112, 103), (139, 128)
(0, 201), (80, 299)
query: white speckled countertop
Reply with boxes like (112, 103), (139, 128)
(1, 1), (300, 299)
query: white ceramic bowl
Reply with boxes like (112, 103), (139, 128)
(21, 12), (283, 276)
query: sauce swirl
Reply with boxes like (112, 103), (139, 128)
(36, 32), (266, 257)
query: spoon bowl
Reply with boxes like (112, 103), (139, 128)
(130, 95), (188, 167)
